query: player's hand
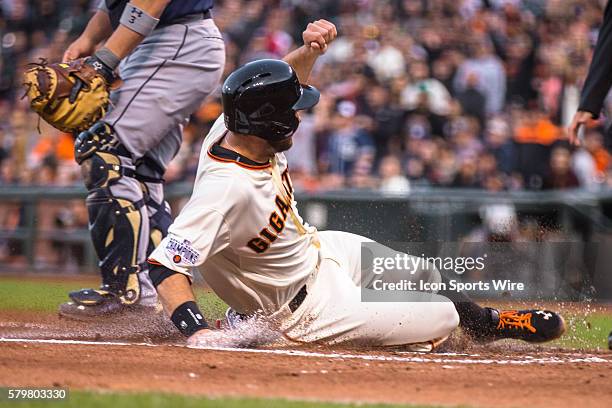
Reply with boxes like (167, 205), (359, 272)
(186, 328), (240, 349)
(567, 110), (594, 146)
(303, 19), (337, 54)
(63, 36), (96, 63)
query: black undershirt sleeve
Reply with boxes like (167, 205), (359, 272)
(578, 0), (612, 118)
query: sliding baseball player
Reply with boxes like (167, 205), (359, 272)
(147, 20), (565, 349)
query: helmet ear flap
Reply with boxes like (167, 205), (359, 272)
(244, 109), (298, 140)
(266, 110), (299, 139)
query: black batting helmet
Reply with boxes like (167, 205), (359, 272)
(221, 59), (320, 140)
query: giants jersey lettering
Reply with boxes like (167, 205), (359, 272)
(247, 169), (294, 254)
(149, 115), (319, 315)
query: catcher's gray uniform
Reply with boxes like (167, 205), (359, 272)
(60, 1), (225, 316)
(106, 16), (225, 304)
(107, 17), (225, 172)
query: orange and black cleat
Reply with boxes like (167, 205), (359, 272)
(480, 308), (566, 343)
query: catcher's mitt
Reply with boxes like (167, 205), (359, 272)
(22, 58), (115, 133)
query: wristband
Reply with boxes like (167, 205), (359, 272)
(98, 0), (109, 13)
(120, 3), (160, 37)
(94, 47), (120, 71)
(171, 301), (209, 337)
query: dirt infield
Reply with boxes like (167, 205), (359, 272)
(1, 311), (611, 407)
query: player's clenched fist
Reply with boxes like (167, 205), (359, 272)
(303, 19), (337, 54)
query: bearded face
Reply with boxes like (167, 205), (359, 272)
(268, 135), (293, 152)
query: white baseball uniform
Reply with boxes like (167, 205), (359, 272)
(149, 115), (459, 347)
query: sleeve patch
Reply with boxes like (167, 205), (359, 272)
(165, 237), (200, 265)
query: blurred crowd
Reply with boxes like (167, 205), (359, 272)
(2, 0), (611, 269)
(1, 0), (612, 194)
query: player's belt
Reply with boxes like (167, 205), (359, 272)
(288, 285), (307, 313)
(232, 284), (307, 322)
(157, 10), (212, 28)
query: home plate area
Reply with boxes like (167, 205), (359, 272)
(1, 328), (611, 408)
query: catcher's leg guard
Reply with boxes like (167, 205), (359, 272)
(84, 186), (145, 304)
(60, 122), (152, 319)
(130, 164), (173, 309)
(135, 163), (172, 255)
(147, 196), (172, 253)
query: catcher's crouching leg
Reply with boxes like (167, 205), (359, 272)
(59, 122), (154, 320)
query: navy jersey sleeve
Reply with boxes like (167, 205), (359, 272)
(104, 0), (213, 29)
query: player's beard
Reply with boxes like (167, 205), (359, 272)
(268, 113), (298, 152)
(269, 136), (293, 152)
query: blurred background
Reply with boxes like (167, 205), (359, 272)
(1, 0), (612, 300)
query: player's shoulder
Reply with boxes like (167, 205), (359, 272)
(190, 169), (252, 215)
(193, 151), (261, 199)
(201, 114), (227, 148)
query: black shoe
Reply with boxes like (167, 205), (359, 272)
(608, 329), (612, 350)
(479, 307), (566, 343)
(58, 287), (152, 321)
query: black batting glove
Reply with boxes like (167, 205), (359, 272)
(84, 54), (116, 84)
(68, 54), (117, 104)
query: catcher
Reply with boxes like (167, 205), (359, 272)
(23, 0), (225, 319)
(147, 20), (566, 349)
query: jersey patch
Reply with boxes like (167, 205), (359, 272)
(166, 237), (200, 265)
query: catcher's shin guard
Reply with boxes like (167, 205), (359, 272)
(85, 187), (145, 304)
(138, 173), (172, 256)
(67, 122), (147, 310)
(147, 197), (172, 254)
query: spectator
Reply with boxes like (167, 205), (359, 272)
(513, 109), (562, 188)
(456, 73), (487, 126)
(362, 85), (403, 162)
(452, 157), (480, 188)
(0, 0), (609, 193)
(324, 101), (375, 181)
(379, 155), (410, 194)
(484, 116), (514, 174)
(454, 37), (506, 114)
(543, 146), (581, 189)
(401, 61), (452, 116)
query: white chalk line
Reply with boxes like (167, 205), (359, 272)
(1, 337), (610, 366)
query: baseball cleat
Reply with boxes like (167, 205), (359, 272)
(224, 307), (247, 330)
(478, 308), (566, 343)
(608, 329), (612, 350)
(58, 287), (154, 321)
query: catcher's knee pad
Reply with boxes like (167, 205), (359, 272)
(86, 187), (146, 304)
(75, 122), (135, 190)
(75, 122), (120, 164)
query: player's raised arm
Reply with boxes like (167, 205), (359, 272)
(283, 19), (337, 84)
